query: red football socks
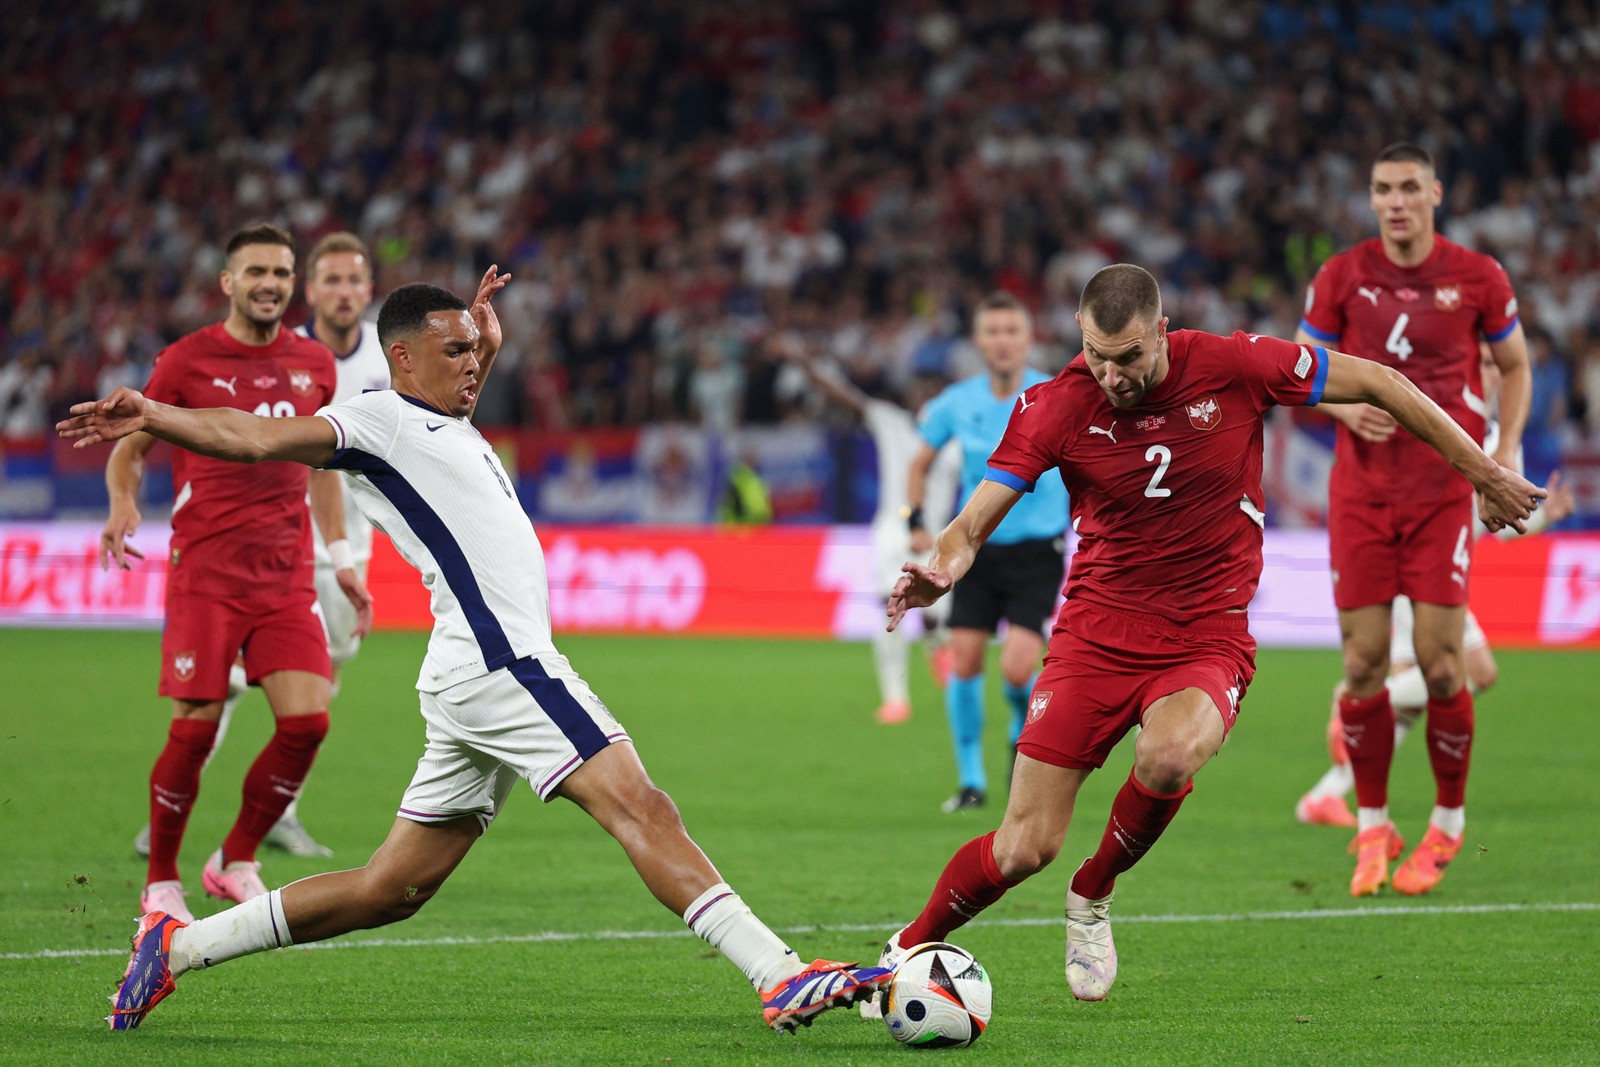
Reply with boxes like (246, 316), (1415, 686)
(900, 831), (1021, 947)
(221, 712), (329, 864)
(1425, 686), (1474, 808)
(147, 718), (220, 884)
(1339, 687), (1395, 809)
(1070, 770), (1192, 901)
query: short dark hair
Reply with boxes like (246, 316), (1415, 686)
(225, 222), (295, 260)
(1375, 142), (1433, 169)
(305, 231), (371, 277)
(377, 283), (469, 349)
(976, 291), (1028, 316)
(1079, 264), (1162, 334)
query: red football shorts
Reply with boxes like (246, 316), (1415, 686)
(1327, 481), (1475, 611)
(159, 581), (332, 701)
(1017, 600), (1257, 770)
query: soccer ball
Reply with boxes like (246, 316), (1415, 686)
(880, 942), (993, 1048)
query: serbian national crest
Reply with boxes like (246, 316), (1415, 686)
(288, 369), (316, 396)
(1434, 285), (1462, 311)
(1028, 690), (1052, 723)
(1186, 394), (1222, 431)
(173, 651), (197, 682)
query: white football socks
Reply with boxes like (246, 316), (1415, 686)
(1386, 665), (1428, 710)
(682, 882), (802, 991)
(1307, 762), (1355, 800)
(169, 889), (292, 977)
(1357, 806), (1390, 833)
(1431, 806), (1465, 837)
(872, 628), (910, 705)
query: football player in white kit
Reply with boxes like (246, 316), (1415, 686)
(776, 335), (960, 723)
(129, 234), (379, 860)
(69, 270), (894, 1035)
(1295, 346), (1575, 838)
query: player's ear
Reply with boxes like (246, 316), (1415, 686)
(389, 340), (413, 373)
(220, 268), (235, 297)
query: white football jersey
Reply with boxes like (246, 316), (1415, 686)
(317, 391), (555, 691)
(299, 322), (390, 564)
(862, 398), (959, 530)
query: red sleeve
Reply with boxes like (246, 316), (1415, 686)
(1477, 256), (1519, 342)
(1298, 258), (1345, 343)
(986, 381), (1066, 490)
(1229, 331), (1326, 408)
(142, 343), (185, 406)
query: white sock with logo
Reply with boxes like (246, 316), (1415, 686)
(169, 889), (292, 977)
(682, 882), (802, 991)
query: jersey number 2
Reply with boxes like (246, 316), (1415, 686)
(1144, 445), (1173, 498)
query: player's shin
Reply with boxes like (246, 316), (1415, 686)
(683, 882), (802, 991)
(899, 831), (1021, 948)
(1070, 770), (1193, 900)
(222, 711), (329, 863)
(170, 889), (293, 976)
(1339, 688), (1396, 823)
(1424, 686), (1474, 821)
(147, 719), (221, 884)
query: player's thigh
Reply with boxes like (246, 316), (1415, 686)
(404, 655), (632, 827)
(1327, 494), (1402, 611)
(1396, 490), (1475, 607)
(1409, 600), (1466, 671)
(158, 588), (253, 702)
(1016, 604), (1146, 770)
(258, 669), (334, 717)
(1339, 603), (1393, 677)
(1137, 687), (1228, 779)
(313, 562), (363, 666)
(241, 586), (333, 689)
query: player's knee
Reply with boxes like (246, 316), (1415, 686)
(1468, 658), (1497, 694)
(353, 872), (443, 927)
(1340, 646), (1388, 693)
(991, 834), (1058, 881)
(274, 710), (330, 753)
(1421, 659), (1465, 700)
(1134, 740), (1208, 794)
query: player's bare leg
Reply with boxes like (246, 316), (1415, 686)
(1393, 602), (1471, 894)
(942, 627), (991, 812)
(203, 669), (331, 904)
(997, 625), (1044, 786)
(557, 742), (890, 1030)
(1338, 604), (1401, 895)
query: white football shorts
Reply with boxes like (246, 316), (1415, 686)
(399, 653), (630, 830)
(314, 560), (367, 667)
(1389, 595), (1488, 665)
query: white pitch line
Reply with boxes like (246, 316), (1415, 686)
(5, 901), (1596, 963)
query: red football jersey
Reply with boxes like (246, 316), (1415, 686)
(988, 330), (1325, 623)
(142, 322), (336, 597)
(1300, 235), (1518, 500)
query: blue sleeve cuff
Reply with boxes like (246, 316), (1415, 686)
(984, 466), (1033, 493)
(1483, 316), (1519, 343)
(1308, 346), (1330, 406)
(1298, 319), (1340, 343)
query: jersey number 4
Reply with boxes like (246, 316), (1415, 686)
(1385, 313), (1413, 361)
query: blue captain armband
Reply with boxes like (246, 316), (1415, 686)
(984, 466), (1034, 492)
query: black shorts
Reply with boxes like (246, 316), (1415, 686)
(948, 537), (1066, 637)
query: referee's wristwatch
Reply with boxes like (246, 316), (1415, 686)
(902, 505), (925, 532)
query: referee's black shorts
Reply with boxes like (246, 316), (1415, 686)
(948, 536), (1066, 637)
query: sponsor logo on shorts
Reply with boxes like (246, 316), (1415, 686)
(1186, 394), (1221, 431)
(1028, 690), (1052, 722)
(173, 651), (197, 682)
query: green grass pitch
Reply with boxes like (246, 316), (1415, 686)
(1, 629), (1596, 1064)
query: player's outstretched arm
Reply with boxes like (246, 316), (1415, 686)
(887, 479), (1020, 631)
(465, 265), (511, 418)
(1486, 324), (1533, 471)
(58, 387), (339, 469)
(1294, 325), (1396, 442)
(1320, 351), (1545, 532)
(772, 334), (868, 416)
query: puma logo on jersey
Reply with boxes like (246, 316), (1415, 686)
(1357, 286), (1381, 306)
(1088, 421), (1117, 443)
(1018, 390), (1034, 412)
(212, 376), (238, 396)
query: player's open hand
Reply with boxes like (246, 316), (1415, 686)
(1475, 464), (1547, 534)
(471, 265), (511, 356)
(99, 502), (146, 572)
(1330, 402), (1398, 443)
(336, 567), (375, 638)
(1542, 470), (1576, 525)
(57, 387), (150, 450)
(886, 561), (953, 631)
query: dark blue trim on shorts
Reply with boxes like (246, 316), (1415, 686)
(1483, 316), (1519, 343)
(1297, 319), (1339, 342)
(1308, 346), (1330, 406)
(508, 658), (610, 760)
(985, 466), (1033, 492)
(324, 448), (515, 671)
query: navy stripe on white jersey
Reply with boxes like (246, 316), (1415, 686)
(299, 322), (390, 565)
(317, 391), (555, 691)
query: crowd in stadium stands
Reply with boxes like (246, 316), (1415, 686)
(2, 0), (1599, 470)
